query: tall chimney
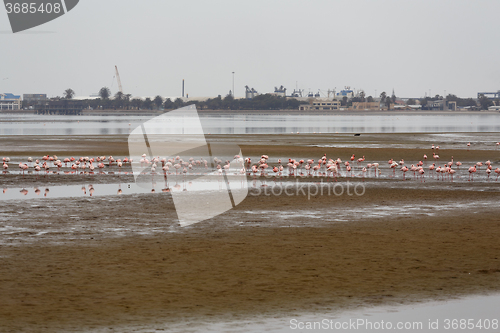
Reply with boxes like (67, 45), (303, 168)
(182, 79), (184, 98)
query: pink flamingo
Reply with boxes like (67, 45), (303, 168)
(418, 168), (425, 181)
(468, 165), (476, 181)
(449, 168), (456, 181)
(401, 165), (408, 179)
(19, 163), (28, 175)
(494, 168), (500, 181)
(455, 161), (462, 169)
(372, 163), (379, 177)
(467, 142), (471, 151)
(327, 164), (337, 180)
(305, 164), (311, 175)
(312, 163), (320, 176)
(410, 164), (418, 178)
(390, 161), (398, 176)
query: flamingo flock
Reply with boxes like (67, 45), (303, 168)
(1, 140), (499, 182)
(2, 155), (130, 176)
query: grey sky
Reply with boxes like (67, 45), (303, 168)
(1, 0), (499, 99)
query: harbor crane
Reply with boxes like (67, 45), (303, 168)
(115, 65), (123, 93)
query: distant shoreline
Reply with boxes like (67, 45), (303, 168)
(1, 109), (499, 116)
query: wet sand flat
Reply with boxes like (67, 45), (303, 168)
(0, 133), (499, 331)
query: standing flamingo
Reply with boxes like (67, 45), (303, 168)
(495, 168), (500, 181)
(401, 165), (408, 179)
(468, 165), (476, 181)
(449, 168), (456, 181)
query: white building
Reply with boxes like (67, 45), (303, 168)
(0, 93), (22, 110)
(299, 98), (342, 111)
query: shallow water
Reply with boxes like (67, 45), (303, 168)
(1, 113), (499, 135)
(156, 293), (500, 333)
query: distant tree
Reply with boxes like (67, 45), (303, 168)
(143, 98), (153, 110)
(163, 98), (174, 109)
(64, 88), (75, 99)
(131, 98), (142, 109)
(99, 87), (111, 99)
(174, 98), (184, 108)
(478, 94), (493, 110)
(114, 91), (124, 100)
(406, 98), (416, 105)
(153, 95), (163, 110)
(367, 96), (374, 103)
(123, 94), (132, 109)
(223, 94), (234, 109)
(113, 92), (125, 109)
(359, 91), (366, 102)
(446, 94), (458, 101)
(286, 98), (300, 109)
(379, 91), (387, 103)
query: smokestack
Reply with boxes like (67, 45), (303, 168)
(182, 79), (184, 98)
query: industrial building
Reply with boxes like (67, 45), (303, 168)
(336, 87), (354, 99)
(273, 85), (286, 97)
(425, 100), (457, 111)
(477, 91), (500, 99)
(351, 101), (380, 110)
(299, 98), (341, 111)
(0, 93), (22, 110)
(23, 94), (47, 103)
(245, 86), (258, 99)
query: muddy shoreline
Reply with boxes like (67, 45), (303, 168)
(0, 133), (499, 331)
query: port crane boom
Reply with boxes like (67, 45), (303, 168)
(115, 65), (123, 93)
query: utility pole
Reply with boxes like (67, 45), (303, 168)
(232, 72), (235, 98)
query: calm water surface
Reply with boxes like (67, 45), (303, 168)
(0, 113), (499, 135)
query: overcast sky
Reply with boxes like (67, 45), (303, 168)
(1, 0), (499, 99)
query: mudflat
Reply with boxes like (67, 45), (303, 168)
(0, 133), (499, 331)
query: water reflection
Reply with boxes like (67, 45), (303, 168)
(0, 113), (499, 135)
